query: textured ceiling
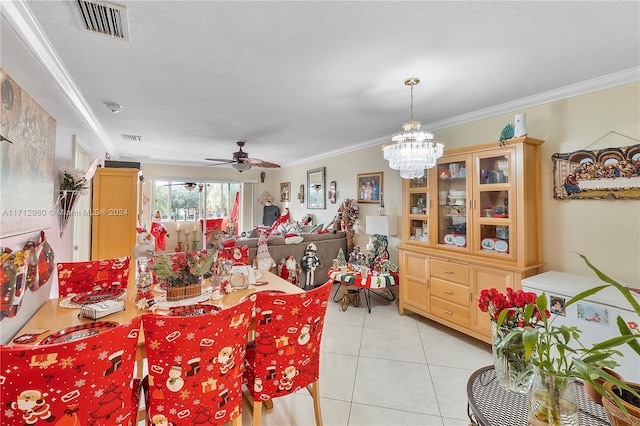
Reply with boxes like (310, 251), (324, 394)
(20, 1), (640, 168)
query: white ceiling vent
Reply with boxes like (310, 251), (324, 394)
(121, 134), (143, 142)
(74, 0), (130, 41)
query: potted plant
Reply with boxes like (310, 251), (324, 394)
(497, 254), (640, 425)
(153, 250), (215, 301)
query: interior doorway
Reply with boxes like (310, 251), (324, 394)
(72, 136), (91, 261)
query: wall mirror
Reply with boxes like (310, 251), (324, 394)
(307, 167), (326, 209)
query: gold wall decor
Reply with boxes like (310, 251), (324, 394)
(552, 143), (640, 200)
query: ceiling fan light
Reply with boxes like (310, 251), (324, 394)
(232, 163), (251, 172)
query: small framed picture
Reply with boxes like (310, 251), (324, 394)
(328, 180), (337, 203)
(356, 172), (383, 203)
(280, 182), (291, 202)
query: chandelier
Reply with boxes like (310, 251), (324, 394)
(382, 78), (444, 179)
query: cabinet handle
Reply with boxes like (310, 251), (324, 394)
(443, 289), (453, 295)
(473, 199), (476, 209)
(443, 309), (453, 315)
(443, 270), (453, 274)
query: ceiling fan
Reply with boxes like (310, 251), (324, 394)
(164, 182), (198, 191)
(205, 141), (281, 172)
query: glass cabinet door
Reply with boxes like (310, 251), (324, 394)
(407, 175), (430, 244)
(436, 155), (470, 252)
(474, 149), (515, 260)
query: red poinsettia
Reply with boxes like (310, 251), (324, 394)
(478, 287), (549, 328)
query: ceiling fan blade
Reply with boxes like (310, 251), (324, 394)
(205, 158), (234, 163)
(241, 158), (281, 168)
(253, 161), (281, 169)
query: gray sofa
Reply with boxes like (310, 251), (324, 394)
(232, 231), (347, 286)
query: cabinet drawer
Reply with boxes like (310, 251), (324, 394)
(431, 277), (469, 307)
(431, 297), (470, 328)
(431, 258), (469, 285)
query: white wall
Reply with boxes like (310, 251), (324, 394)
(436, 83), (640, 284)
(140, 82), (640, 286)
(0, 18), (112, 343)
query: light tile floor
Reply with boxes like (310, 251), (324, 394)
(241, 282), (493, 426)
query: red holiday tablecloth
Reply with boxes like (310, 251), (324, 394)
(327, 269), (398, 289)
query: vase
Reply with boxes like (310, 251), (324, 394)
(491, 321), (534, 394)
(528, 367), (579, 426)
(57, 190), (82, 237)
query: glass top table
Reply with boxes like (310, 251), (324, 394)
(467, 365), (611, 426)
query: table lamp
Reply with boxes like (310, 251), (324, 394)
(365, 215), (397, 261)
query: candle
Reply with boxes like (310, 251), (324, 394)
(177, 223), (181, 230)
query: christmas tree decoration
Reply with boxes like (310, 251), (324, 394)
(337, 248), (347, 268)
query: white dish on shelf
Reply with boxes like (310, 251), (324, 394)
(481, 238), (495, 250)
(494, 239), (508, 252)
(443, 234), (456, 245)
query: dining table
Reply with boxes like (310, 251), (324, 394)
(10, 269), (304, 349)
(8, 269), (303, 420)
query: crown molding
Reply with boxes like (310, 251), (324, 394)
(427, 67), (640, 131)
(2, 0), (119, 157)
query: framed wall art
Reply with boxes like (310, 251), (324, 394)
(552, 143), (640, 200)
(280, 182), (291, 202)
(0, 69), (56, 237)
(356, 172), (383, 204)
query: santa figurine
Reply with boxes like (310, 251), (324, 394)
(301, 243), (321, 287)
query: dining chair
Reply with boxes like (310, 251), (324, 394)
(141, 296), (255, 426)
(56, 256), (131, 297)
(0, 317), (142, 425)
(242, 281), (332, 426)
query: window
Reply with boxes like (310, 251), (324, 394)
(153, 181), (241, 222)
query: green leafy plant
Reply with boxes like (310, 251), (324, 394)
(153, 250), (215, 287)
(59, 168), (89, 192)
(498, 253), (640, 418)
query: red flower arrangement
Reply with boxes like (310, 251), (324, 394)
(478, 287), (549, 328)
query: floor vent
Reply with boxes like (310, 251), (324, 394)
(121, 134), (143, 142)
(75, 0), (130, 41)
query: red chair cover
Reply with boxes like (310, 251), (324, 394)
(243, 282), (331, 402)
(217, 245), (250, 266)
(149, 221), (168, 251)
(0, 318), (141, 426)
(201, 218), (224, 233)
(142, 297), (255, 425)
(57, 257), (131, 297)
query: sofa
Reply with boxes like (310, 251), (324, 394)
(230, 231), (347, 286)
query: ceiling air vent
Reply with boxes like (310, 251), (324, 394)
(121, 134), (143, 142)
(75, 0), (130, 41)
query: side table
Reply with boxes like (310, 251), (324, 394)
(327, 268), (398, 313)
(467, 365), (611, 426)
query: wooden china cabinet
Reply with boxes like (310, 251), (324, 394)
(90, 167), (141, 261)
(398, 136), (544, 343)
